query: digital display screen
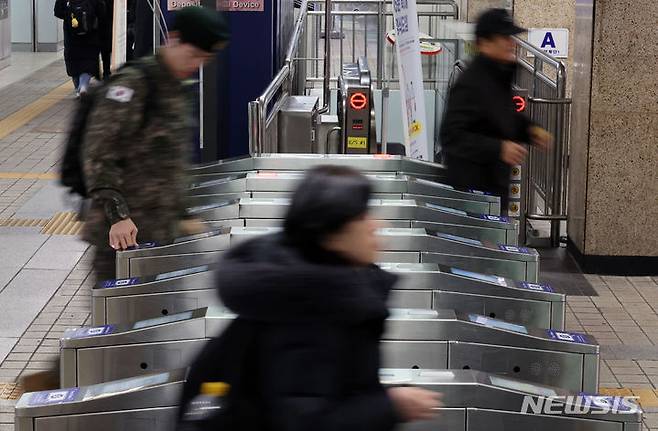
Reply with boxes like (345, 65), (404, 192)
(435, 232), (483, 246)
(155, 265), (209, 281)
(450, 268), (507, 286)
(82, 373), (171, 402)
(468, 314), (528, 334)
(132, 311), (195, 330)
(425, 202), (468, 216)
(489, 375), (557, 397)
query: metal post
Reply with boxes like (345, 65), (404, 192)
(248, 101), (259, 156)
(381, 87), (390, 154)
(376, 0), (384, 88)
(318, 0), (333, 114)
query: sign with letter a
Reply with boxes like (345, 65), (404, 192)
(391, 0), (429, 160)
(528, 28), (569, 58)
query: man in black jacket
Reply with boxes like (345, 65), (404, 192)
(440, 8), (551, 212)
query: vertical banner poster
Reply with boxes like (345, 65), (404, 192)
(112, 0), (128, 70)
(391, 0), (429, 160)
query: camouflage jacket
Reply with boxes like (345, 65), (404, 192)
(81, 54), (193, 247)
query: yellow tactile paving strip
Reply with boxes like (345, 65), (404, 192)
(0, 218), (48, 228)
(0, 383), (24, 400)
(0, 172), (58, 180)
(41, 211), (84, 235)
(0, 212), (82, 234)
(0, 82), (73, 140)
(600, 387), (658, 408)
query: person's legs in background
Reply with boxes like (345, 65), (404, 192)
(78, 73), (92, 95)
(101, 49), (112, 80)
(72, 75), (80, 95)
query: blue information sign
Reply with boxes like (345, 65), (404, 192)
(498, 244), (532, 254)
(547, 330), (589, 344)
(64, 325), (115, 339)
(101, 278), (140, 288)
(29, 388), (80, 406)
(517, 281), (554, 293)
(478, 214), (510, 223)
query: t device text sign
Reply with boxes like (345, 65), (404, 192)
(528, 29), (569, 58)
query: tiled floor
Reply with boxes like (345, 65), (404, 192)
(0, 57), (657, 430)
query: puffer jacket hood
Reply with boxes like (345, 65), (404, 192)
(217, 233), (398, 324)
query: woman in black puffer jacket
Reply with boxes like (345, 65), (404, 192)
(180, 165), (440, 431)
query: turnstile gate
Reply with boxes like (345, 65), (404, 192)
(16, 369), (641, 431)
(117, 227), (540, 281)
(93, 263), (564, 329)
(15, 369), (185, 431)
(60, 307), (598, 392)
(188, 170), (500, 215)
(187, 153), (447, 178)
(188, 198), (518, 245)
(337, 57), (376, 154)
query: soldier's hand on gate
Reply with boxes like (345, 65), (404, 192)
(387, 387), (443, 422)
(501, 140), (528, 166)
(179, 218), (207, 236)
(529, 126), (553, 151)
(109, 218), (138, 250)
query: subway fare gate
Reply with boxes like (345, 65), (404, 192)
(338, 58), (375, 154)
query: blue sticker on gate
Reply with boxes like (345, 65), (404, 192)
(478, 214), (510, 223)
(517, 281), (554, 293)
(100, 278), (141, 288)
(547, 330), (589, 344)
(125, 242), (157, 250)
(498, 244), (531, 254)
(29, 388), (80, 406)
(64, 325), (115, 339)
(469, 189), (493, 195)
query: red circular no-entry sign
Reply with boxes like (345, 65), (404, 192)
(349, 92), (368, 110)
(513, 95), (527, 113)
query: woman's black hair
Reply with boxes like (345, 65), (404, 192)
(284, 165), (372, 250)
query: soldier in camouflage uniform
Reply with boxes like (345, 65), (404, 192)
(82, 7), (229, 282)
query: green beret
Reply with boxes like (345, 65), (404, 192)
(172, 6), (230, 53)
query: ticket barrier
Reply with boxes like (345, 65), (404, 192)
(16, 368), (641, 431)
(188, 198), (518, 245)
(187, 153), (446, 178)
(114, 227), (276, 278)
(117, 227), (539, 281)
(60, 308), (599, 393)
(188, 171), (501, 215)
(92, 262), (563, 328)
(15, 369), (185, 431)
(379, 369), (641, 431)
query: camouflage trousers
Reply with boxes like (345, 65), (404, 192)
(92, 244), (118, 285)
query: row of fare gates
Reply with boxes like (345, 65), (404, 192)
(15, 154), (642, 431)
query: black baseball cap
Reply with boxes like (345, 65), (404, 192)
(475, 8), (526, 39)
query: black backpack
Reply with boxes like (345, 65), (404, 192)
(67, 0), (99, 36)
(60, 62), (155, 199)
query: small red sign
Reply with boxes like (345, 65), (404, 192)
(349, 92), (368, 110)
(217, 0), (263, 11)
(513, 95), (527, 113)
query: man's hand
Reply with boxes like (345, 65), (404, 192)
(529, 126), (553, 151)
(501, 140), (528, 166)
(179, 218), (207, 236)
(109, 218), (138, 250)
(388, 387), (443, 422)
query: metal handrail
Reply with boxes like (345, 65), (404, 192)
(250, 0), (311, 154)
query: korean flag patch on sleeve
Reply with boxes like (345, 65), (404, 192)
(106, 86), (135, 103)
